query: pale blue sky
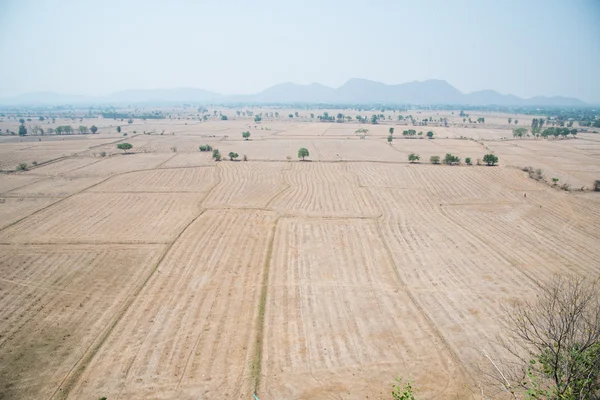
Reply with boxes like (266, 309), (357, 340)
(1, 0), (599, 102)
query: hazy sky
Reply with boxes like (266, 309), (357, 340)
(1, 0), (599, 102)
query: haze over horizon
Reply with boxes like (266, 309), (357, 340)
(1, 0), (599, 103)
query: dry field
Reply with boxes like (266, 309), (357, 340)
(0, 112), (599, 400)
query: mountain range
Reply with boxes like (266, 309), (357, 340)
(0, 79), (586, 107)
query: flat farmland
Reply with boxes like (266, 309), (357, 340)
(0, 115), (599, 400)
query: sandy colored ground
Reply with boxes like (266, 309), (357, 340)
(0, 111), (598, 400)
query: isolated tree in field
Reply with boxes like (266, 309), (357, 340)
(127, 118), (133, 124)
(117, 143), (133, 153)
(387, 135), (393, 144)
(117, 126), (121, 133)
(430, 155), (441, 164)
(493, 275), (600, 400)
(39, 116), (45, 121)
(79, 125), (88, 134)
(298, 147), (309, 160)
(594, 180), (600, 191)
(465, 157), (472, 165)
(371, 115), (378, 124)
(482, 153), (498, 166)
(228, 152), (239, 161)
(295, 111), (299, 117)
(552, 177), (559, 185)
(19, 118), (25, 124)
(90, 125), (98, 134)
(389, 127), (394, 135)
(426, 131), (434, 139)
(242, 131), (251, 140)
(254, 115), (262, 123)
(212, 148), (221, 161)
(18, 124), (27, 136)
(508, 117), (512, 124)
(408, 153), (420, 163)
(221, 115), (228, 120)
(477, 117), (485, 124)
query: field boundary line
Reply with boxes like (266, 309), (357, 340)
(373, 218), (475, 395)
(51, 209), (208, 400)
(264, 163), (292, 208)
(251, 216), (280, 394)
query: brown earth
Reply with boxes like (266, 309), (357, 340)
(0, 110), (598, 399)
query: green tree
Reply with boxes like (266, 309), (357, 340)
(465, 157), (472, 165)
(127, 118), (133, 124)
(371, 114), (378, 124)
(477, 117), (485, 124)
(117, 143), (133, 153)
(90, 125), (98, 134)
(117, 126), (121, 133)
(514, 120), (518, 124)
(430, 155), (441, 164)
(18, 125), (27, 136)
(508, 117), (512, 124)
(387, 135), (393, 144)
(408, 153), (420, 163)
(389, 127), (395, 135)
(310, 113), (314, 118)
(79, 125), (88, 134)
(295, 111), (299, 117)
(254, 115), (262, 123)
(212, 148), (221, 161)
(298, 147), (309, 160)
(513, 127), (527, 138)
(221, 115), (228, 120)
(19, 118), (25, 124)
(242, 131), (251, 140)
(482, 153), (498, 166)
(444, 153), (460, 165)
(228, 152), (239, 161)
(426, 131), (434, 139)
(288, 113), (294, 118)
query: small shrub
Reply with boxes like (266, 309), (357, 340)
(594, 180), (600, 192)
(552, 177), (559, 185)
(430, 155), (440, 164)
(17, 162), (28, 171)
(392, 378), (417, 400)
(100, 151), (107, 157)
(171, 146), (177, 152)
(560, 183), (570, 191)
(243, 154), (248, 161)
(212, 148), (221, 161)
(465, 157), (472, 165)
(32, 161), (38, 166)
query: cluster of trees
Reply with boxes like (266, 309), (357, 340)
(199, 144), (213, 152)
(514, 127), (578, 139)
(428, 153), (498, 166)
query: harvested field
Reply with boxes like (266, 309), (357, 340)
(0, 114), (599, 400)
(0, 192), (203, 244)
(68, 210), (277, 400)
(262, 217), (466, 399)
(0, 244), (165, 400)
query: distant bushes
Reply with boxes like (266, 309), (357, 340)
(199, 144), (213, 152)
